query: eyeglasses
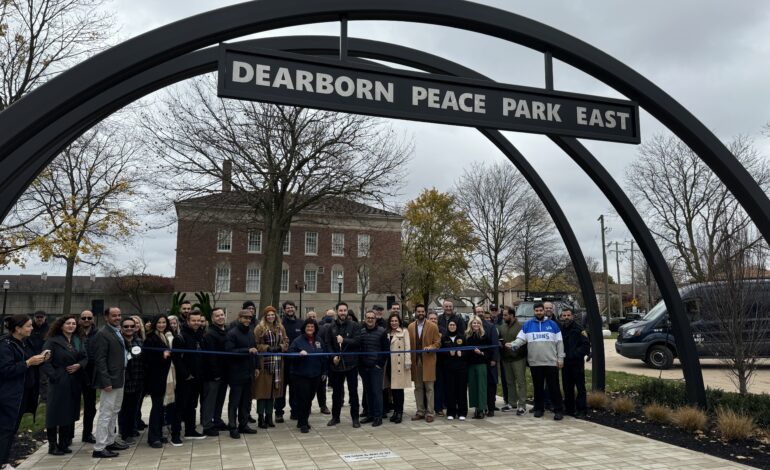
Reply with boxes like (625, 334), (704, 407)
(80, 317), (93, 321)
(122, 325), (135, 329)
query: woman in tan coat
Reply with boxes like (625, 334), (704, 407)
(253, 306), (288, 429)
(386, 313), (411, 423)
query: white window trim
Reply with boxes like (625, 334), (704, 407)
(217, 229), (232, 253)
(304, 268), (318, 293)
(245, 264), (261, 293)
(331, 267), (344, 294)
(357, 233), (371, 258)
(280, 265), (289, 293)
(282, 232), (291, 255)
(305, 231), (318, 256)
(215, 263), (231, 293)
(247, 230), (262, 254)
(331, 233), (345, 257)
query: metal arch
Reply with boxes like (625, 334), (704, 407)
(0, 36), (607, 392)
(0, 0), (768, 250)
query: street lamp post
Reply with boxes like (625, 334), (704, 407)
(337, 273), (343, 306)
(295, 281), (305, 316)
(1, 280), (10, 334)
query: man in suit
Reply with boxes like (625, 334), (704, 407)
(91, 307), (129, 458)
(407, 304), (441, 423)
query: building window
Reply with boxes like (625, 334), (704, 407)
(357, 266), (370, 294)
(282, 232), (291, 255)
(215, 263), (231, 293)
(331, 265), (344, 294)
(304, 265), (317, 293)
(305, 232), (318, 255)
(331, 233), (345, 256)
(217, 229), (232, 252)
(246, 264), (261, 293)
(280, 263), (289, 293)
(357, 234), (370, 257)
(248, 231), (262, 253)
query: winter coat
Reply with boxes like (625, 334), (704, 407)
(512, 317), (565, 367)
(29, 322), (49, 354)
(91, 325), (127, 389)
(561, 321), (590, 365)
(497, 320), (527, 361)
(440, 333), (468, 372)
(41, 335), (88, 427)
(282, 315), (303, 343)
(142, 332), (172, 396)
(385, 328), (411, 390)
(0, 336), (37, 432)
(225, 323), (257, 386)
(80, 327), (97, 386)
(173, 325), (205, 382)
(123, 337), (144, 394)
(324, 317), (361, 372)
(288, 335), (326, 379)
(483, 320), (500, 364)
(252, 323), (288, 400)
(201, 324), (228, 381)
(464, 332), (493, 366)
(358, 325), (389, 369)
(437, 313), (466, 335)
(407, 320), (441, 382)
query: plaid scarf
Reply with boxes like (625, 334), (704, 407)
(261, 328), (282, 389)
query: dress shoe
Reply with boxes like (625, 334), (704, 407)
(274, 414), (284, 423)
(290, 413), (298, 420)
(411, 414), (424, 421)
(48, 445), (64, 456)
(60, 446), (72, 454)
(161, 437), (169, 444)
(360, 416), (374, 424)
(300, 425), (310, 433)
(137, 421), (148, 430)
(240, 426), (257, 434)
(326, 417), (340, 426)
(575, 411), (587, 419)
(436, 410), (445, 417)
(393, 413), (402, 424)
(106, 441), (129, 451)
(486, 410), (495, 417)
(258, 417), (268, 429)
(389, 413), (398, 423)
(184, 430), (206, 440)
(372, 418), (382, 427)
(266, 416), (275, 428)
(320, 406), (331, 415)
(553, 413), (564, 421)
(149, 441), (163, 449)
(229, 429), (240, 439)
(204, 428), (220, 437)
(92, 449), (119, 458)
(533, 410), (544, 418)
(82, 434), (96, 444)
(248, 415), (256, 424)
(352, 419), (361, 428)
(425, 415), (434, 423)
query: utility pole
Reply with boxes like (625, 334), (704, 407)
(629, 240), (636, 306)
(598, 215), (610, 324)
(609, 241), (627, 318)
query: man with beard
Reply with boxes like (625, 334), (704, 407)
(225, 310), (258, 438)
(508, 303), (564, 420)
(201, 308), (229, 435)
(498, 306), (527, 415)
(178, 301), (192, 327)
(78, 310), (98, 443)
(275, 300), (301, 423)
(358, 311), (389, 427)
(172, 309), (206, 442)
(325, 302), (361, 428)
(559, 307), (590, 418)
(408, 304), (440, 423)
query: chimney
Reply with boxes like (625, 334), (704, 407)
(222, 159), (232, 192)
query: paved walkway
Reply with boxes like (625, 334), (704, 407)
(19, 387), (753, 470)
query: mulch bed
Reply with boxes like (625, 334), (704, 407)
(586, 408), (770, 469)
(8, 430), (46, 467)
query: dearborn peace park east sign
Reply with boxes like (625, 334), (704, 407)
(1, 1), (770, 470)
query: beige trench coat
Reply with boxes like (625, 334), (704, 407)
(385, 328), (412, 390)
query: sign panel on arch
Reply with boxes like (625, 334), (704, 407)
(217, 45), (640, 144)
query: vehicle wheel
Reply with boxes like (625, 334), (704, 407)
(646, 345), (673, 369)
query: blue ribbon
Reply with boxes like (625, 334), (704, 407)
(142, 344), (499, 358)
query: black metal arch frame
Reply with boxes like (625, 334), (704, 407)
(3, 0), (768, 405)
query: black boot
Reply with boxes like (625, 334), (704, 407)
(258, 415), (267, 429)
(394, 412), (403, 424)
(266, 414), (275, 428)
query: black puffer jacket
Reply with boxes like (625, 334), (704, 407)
(173, 324), (204, 382)
(201, 324), (228, 381)
(225, 323), (257, 385)
(561, 321), (590, 364)
(325, 318), (361, 372)
(358, 325), (389, 369)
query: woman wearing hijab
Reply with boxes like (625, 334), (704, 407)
(441, 319), (468, 420)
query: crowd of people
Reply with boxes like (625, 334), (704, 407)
(0, 298), (590, 468)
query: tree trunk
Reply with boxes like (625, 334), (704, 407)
(259, 223), (286, 314)
(63, 257), (76, 315)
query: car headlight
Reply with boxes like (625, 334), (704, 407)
(622, 327), (641, 339)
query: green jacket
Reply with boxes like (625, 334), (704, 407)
(497, 320), (526, 361)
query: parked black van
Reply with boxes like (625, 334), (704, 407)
(615, 280), (770, 369)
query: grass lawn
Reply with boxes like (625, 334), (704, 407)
(18, 403), (46, 433)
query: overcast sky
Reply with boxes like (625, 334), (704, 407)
(6, 0), (770, 285)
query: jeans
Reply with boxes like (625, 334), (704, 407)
(173, 378), (202, 436)
(94, 387), (124, 451)
(147, 390), (165, 444)
(530, 366), (563, 413)
(562, 362), (587, 414)
(359, 367), (384, 420)
(329, 368), (359, 420)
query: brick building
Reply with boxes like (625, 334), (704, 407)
(174, 193), (402, 318)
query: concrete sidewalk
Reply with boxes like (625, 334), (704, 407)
(19, 387), (752, 470)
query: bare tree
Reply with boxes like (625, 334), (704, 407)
(700, 226), (770, 395)
(106, 257), (175, 315)
(511, 193), (562, 296)
(454, 161), (530, 305)
(13, 122), (146, 315)
(626, 133), (770, 282)
(141, 76), (411, 312)
(0, 0), (113, 111)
